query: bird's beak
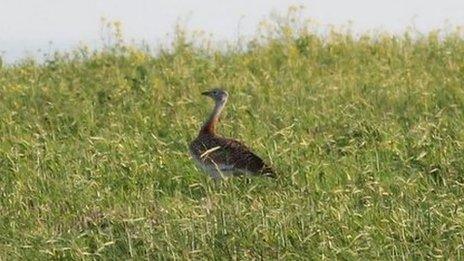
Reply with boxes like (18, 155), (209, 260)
(201, 91), (211, 96)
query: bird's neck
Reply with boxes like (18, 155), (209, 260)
(200, 99), (227, 135)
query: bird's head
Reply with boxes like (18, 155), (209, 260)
(201, 88), (229, 103)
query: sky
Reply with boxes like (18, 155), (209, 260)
(1, 0), (464, 63)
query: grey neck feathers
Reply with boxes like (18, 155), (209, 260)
(201, 98), (227, 134)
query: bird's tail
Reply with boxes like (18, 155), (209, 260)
(261, 166), (277, 178)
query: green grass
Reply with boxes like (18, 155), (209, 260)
(1, 14), (464, 259)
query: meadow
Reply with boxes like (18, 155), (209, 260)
(1, 12), (464, 259)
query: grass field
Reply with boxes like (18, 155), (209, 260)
(1, 12), (464, 259)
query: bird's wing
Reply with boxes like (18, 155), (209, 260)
(198, 136), (274, 177)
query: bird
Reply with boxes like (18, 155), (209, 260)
(189, 88), (275, 179)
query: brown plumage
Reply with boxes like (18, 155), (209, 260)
(189, 88), (275, 179)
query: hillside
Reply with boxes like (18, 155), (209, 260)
(1, 19), (464, 259)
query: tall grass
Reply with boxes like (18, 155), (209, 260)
(1, 10), (464, 259)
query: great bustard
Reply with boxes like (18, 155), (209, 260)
(189, 88), (275, 179)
